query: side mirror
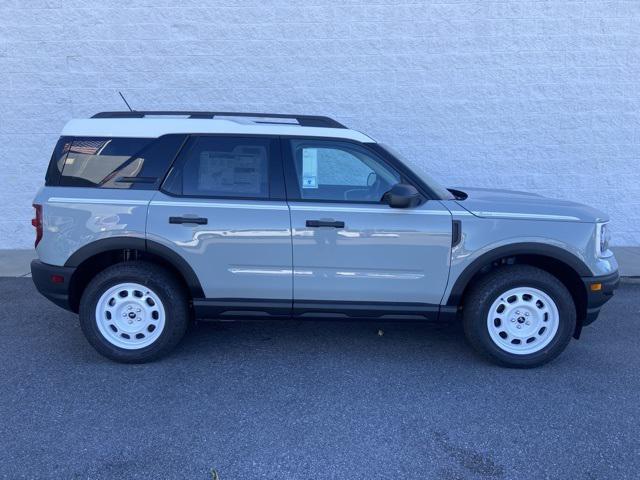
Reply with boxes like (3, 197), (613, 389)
(382, 183), (421, 208)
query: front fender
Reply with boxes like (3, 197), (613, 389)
(445, 241), (592, 306)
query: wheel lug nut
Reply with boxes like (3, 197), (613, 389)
(510, 318), (516, 322)
(526, 321), (530, 325)
(517, 325), (522, 329)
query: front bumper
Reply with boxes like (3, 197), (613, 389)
(582, 270), (620, 326)
(31, 260), (76, 312)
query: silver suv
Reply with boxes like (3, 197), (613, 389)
(31, 111), (619, 367)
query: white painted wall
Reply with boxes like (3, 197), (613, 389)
(1, 0), (639, 248)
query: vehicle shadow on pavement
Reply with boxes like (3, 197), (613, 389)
(174, 317), (473, 364)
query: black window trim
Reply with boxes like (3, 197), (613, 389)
(46, 132), (442, 202)
(159, 133), (287, 201)
(280, 136), (435, 205)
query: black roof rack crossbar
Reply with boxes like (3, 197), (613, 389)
(91, 111), (346, 129)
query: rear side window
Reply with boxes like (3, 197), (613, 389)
(163, 136), (274, 199)
(46, 135), (186, 189)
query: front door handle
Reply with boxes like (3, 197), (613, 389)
(169, 216), (208, 225)
(306, 220), (345, 228)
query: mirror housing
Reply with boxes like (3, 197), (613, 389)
(382, 183), (421, 208)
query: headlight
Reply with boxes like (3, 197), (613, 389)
(596, 222), (611, 257)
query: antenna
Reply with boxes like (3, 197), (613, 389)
(118, 91), (134, 112)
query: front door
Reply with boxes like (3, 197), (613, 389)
(283, 138), (452, 319)
(147, 135), (292, 315)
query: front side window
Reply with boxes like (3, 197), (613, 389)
(164, 136), (272, 199)
(289, 139), (401, 202)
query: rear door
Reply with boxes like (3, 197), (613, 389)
(147, 135), (292, 315)
(282, 138), (452, 318)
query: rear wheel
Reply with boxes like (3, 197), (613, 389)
(79, 262), (189, 363)
(463, 265), (576, 368)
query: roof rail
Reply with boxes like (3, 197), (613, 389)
(91, 111), (347, 129)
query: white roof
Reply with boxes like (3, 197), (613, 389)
(61, 118), (376, 143)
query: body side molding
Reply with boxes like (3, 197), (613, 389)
(194, 298), (453, 321)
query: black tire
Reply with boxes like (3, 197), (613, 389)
(79, 261), (189, 363)
(463, 265), (576, 368)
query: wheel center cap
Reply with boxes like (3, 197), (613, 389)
(517, 316), (525, 324)
(116, 303), (145, 333)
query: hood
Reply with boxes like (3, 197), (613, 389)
(452, 187), (608, 223)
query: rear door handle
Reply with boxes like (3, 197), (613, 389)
(169, 216), (208, 225)
(306, 220), (345, 228)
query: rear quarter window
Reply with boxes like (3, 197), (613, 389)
(45, 136), (73, 186)
(46, 135), (186, 189)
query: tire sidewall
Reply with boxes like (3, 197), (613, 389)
(79, 265), (187, 362)
(470, 275), (576, 367)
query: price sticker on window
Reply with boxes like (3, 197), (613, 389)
(301, 148), (318, 189)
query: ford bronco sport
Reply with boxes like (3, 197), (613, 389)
(31, 111), (619, 367)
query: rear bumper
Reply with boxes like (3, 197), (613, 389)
(31, 260), (76, 312)
(582, 270), (620, 326)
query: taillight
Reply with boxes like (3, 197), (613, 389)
(32, 204), (43, 248)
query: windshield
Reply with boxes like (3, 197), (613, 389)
(379, 144), (455, 200)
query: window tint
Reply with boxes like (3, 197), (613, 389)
(52, 135), (185, 189)
(290, 139), (401, 202)
(165, 136), (271, 199)
(59, 138), (151, 187)
(45, 136), (73, 186)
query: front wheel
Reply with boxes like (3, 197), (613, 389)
(463, 265), (576, 368)
(79, 262), (189, 363)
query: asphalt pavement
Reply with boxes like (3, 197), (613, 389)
(1, 277), (639, 479)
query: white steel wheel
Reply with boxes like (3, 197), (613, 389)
(95, 282), (166, 350)
(486, 286), (560, 355)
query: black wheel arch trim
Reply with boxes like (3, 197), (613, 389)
(446, 242), (593, 306)
(64, 237), (205, 298)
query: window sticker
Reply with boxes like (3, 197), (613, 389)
(301, 148), (318, 189)
(197, 151), (264, 194)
